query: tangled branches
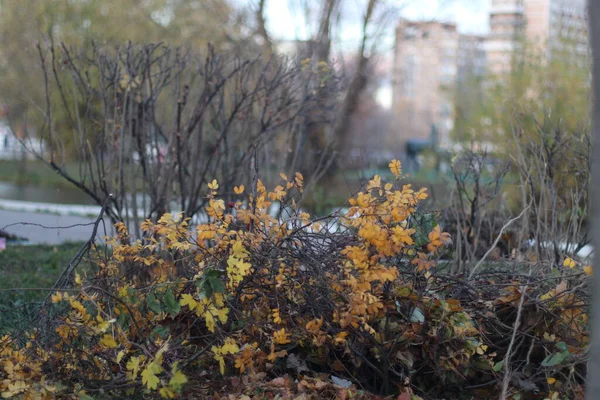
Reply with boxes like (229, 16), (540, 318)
(0, 161), (591, 399)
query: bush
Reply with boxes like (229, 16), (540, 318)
(0, 161), (590, 399)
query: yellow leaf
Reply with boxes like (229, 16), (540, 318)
(93, 315), (113, 334)
(2, 380), (28, 397)
(208, 179), (219, 190)
(334, 331), (348, 345)
(75, 272), (82, 285)
(51, 292), (63, 303)
(476, 344), (488, 355)
(280, 172), (288, 181)
(389, 159), (402, 178)
(100, 334), (117, 349)
(215, 306), (229, 323)
(584, 265), (593, 276)
(169, 364), (188, 390)
(179, 294), (197, 311)
(205, 312), (216, 333)
(126, 356), (142, 379)
(267, 347), (287, 361)
(305, 317), (324, 333)
(155, 342), (170, 364)
(295, 172), (304, 189)
(141, 361), (163, 390)
(116, 350), (126, 363)
(273, 308), (282, 324)
(547, 377), (556, 385)
(427, 225), (451, 253)
(234, 185), (245, 194)
(273, 328), (291, 345)
(212, 339), (239, 375)
(563, 257), (576, 269)
(221, 338), (240, 354)
(159, 387), (176, 398)
(367, 175), (381, 190)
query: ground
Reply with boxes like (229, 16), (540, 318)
(0, 242), (84, 333)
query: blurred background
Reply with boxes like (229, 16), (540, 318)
(0, 0), (591, 263)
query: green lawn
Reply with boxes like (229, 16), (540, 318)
(0, 159), (80, 190)
(0, 242), (85, 333)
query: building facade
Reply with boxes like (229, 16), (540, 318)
(392, 21), (487, 148)
(392, 21), (459, 147)
(487, 0), (588, 75)
(486, 0), (526, 75)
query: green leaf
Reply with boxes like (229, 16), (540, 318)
(493, 360), (504, 372)
(164, 289), (181, 317)
(147, 291), (162, 314)
(208, 275), (225, 293)
(541, 352), (566, 367)
(151, 325), (169, 339)
(556, 342), (568, 352)
(411, 213), (439, 247)
(230, 319), (246, 330)
(117, 309), (127, 327)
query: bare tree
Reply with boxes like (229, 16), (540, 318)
(255, 0), (274, 56)
(24, 43), (340, 239)
(255, 0), (399, 178)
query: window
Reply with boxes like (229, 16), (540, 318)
(404, 27), (418, 39)
(401, 55), (417, 98)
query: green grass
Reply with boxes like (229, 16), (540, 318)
(0, 159), (79, 190)
(0, 242), (85, 333)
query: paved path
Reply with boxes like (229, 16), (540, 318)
(0, 209), (111, 245)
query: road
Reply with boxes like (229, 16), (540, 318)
(0, 209), (111, 245)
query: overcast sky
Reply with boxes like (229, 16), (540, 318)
(262, 0), (491, 45)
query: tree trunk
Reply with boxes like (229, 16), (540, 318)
(586, 0), (600, 398)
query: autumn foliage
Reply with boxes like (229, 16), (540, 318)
(0, 161), (591, 399)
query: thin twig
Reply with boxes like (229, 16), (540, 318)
(469, 203), (531, 279)
(500, 267), (531, 399)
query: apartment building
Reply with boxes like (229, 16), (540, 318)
(392, 21), (458, 146)
(457, 34), (487, 83)
(487, 0), (526, 75)
(526, 0), (588, 58)
(392, 21), (486, 147)
(487, 0), (588, 75)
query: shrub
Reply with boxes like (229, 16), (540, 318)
(0, 161), (590, 399)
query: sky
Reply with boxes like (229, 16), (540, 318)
(262, 0), (491, 43)
(254, 0), (492, 108)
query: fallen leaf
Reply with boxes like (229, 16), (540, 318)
(268, 377), (287, 387)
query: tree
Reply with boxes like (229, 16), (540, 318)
(0, 0), (249, 156)
(254, 0), (398, 181)
(26, 43), (340, 238)
(451, 36), (592, 264)
(452, 38), (591, 146)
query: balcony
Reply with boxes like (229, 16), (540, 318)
(490, 4), (524, 15)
